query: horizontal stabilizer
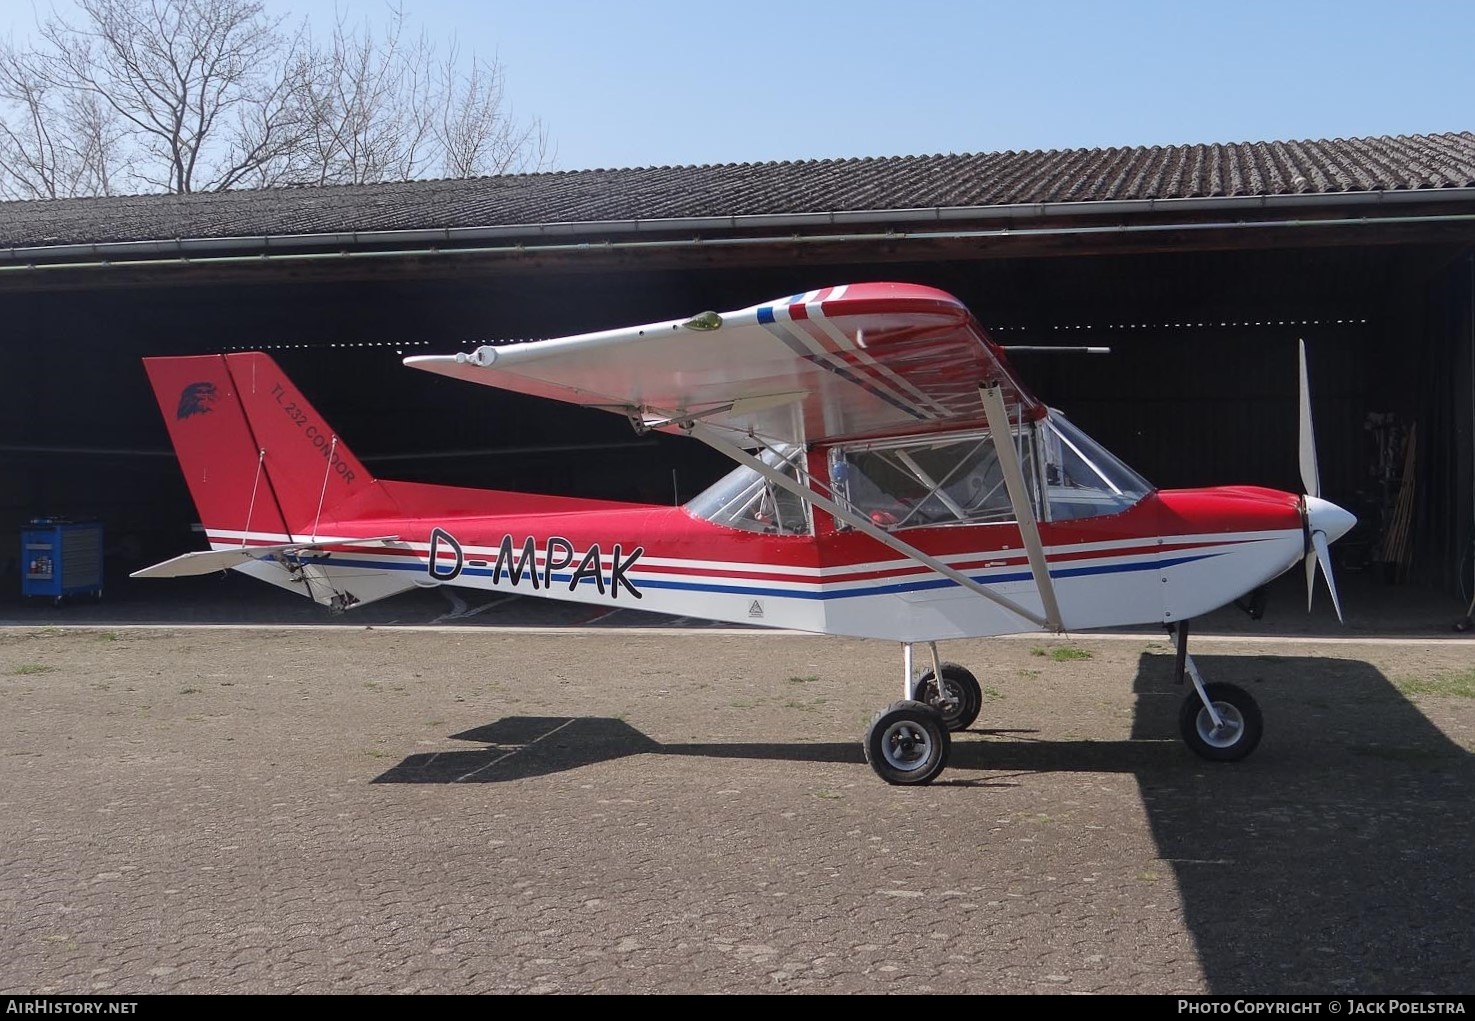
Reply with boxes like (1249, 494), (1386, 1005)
(131, 537), (400, 579)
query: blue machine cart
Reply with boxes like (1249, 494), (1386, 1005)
(21, 520), (103, 605)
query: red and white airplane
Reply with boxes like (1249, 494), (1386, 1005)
(135, 282), (1355, 785)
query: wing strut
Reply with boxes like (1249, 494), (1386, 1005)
(979, 384), (1063, 633)
(686, 422), (1049, 629)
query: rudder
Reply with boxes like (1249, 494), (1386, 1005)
(144, 352), (378, 541)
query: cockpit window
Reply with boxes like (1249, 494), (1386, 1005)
(829, 429), (1036, 529)
(1039, 414), (1152, 521)
(685, 445), (813, 535)
(684, 417), (1149, 535)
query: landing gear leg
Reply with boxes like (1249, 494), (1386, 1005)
(1168, 621), (1263, 762)
(863, 643), (952, 785)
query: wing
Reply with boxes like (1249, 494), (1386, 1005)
(404, 283), (1042, 448)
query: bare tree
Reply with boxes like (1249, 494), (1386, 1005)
(292, 6), (551, 186)
(294, 6), (439, 186)
(0, 48), (72, 199)
(437, 49), (550, 178)
(0, 43), (129, 199)
(26, 0), (303, 193)
(0, 0), (552, 197)
(67, 90), (131, 196)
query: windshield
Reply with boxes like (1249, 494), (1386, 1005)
(1039, 414), (1152, 521)
(685, 445), (813, 535)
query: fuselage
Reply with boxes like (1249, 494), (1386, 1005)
(206, 480), (1328, 642)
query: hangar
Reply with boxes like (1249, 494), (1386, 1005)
(1, 131), (1473, 607)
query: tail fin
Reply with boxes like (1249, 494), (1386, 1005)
(143, 352), (378, 542)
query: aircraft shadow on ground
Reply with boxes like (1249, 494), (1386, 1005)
(372, 716), (1049, 784)
(375, 653), (1475, 993)
(1125, 653), (1475, 995)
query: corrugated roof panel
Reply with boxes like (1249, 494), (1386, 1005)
(2, 131), (1475, 249)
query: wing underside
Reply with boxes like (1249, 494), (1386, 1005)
(405, 283), (1042, 448)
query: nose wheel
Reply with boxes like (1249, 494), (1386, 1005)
(1170, 621), (1264, 762)
(1179, 681), (1262, 761)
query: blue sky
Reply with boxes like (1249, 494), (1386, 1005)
(5, 0), (1472, 171)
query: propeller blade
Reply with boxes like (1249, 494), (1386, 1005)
(1298, 340), (1320, 500)
(1311, 529), (1345, 624)
(1305, 532), (1320, 612)
(1299, 346), (1350, 626)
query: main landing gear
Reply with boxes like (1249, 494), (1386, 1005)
(863, 642), (981, 786)
(861, 626), (1265, 785)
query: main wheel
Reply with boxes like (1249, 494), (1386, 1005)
(913, 662), (982, 732)
(1179, 682), (1263, 762)
(864, 700), (950, 785)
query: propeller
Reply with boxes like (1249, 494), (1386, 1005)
(1298, 341), (1356, 623)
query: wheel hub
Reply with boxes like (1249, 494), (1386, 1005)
(936, 681), (960, 712)
(1196, 702), (1245, 748)
(881, 721), (932, 770)
(919, 678), (959, 713)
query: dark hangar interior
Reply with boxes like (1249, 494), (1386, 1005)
(2, 133), (1473, 604)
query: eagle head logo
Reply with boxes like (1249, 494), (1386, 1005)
(177, 381), (219, 420)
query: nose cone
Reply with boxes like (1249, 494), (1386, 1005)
(1305, 495), (1356, 543)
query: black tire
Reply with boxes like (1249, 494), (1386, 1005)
(864, 700), (950, 785)
(1179, 682), (1263, 762)
(913, 662), (982, 732)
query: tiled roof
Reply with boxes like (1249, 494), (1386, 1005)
(3, 132), (1475, 250)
